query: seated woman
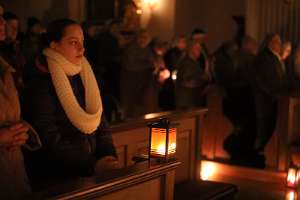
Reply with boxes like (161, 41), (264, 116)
(0, 6), (41, 199)
(22, 19), (118, 189)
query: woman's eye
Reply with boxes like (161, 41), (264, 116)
(70, 41), (77, 46)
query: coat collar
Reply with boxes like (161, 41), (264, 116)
(0, 56), (15, 77)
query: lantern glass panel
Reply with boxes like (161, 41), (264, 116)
(150, 127), (176, 157)
(168, 128), (176, 154)
(150, 128), (167, 156)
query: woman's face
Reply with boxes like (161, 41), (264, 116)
(51, 24), (85, 65)
(282, 43), (292, 60)
(189, 42), (202, 60)
(6, 19), (18, 41)
(177, 37), (187, 50)
(269, 35), (282, 55)
(137, 32), (151, 48)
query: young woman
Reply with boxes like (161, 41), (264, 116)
(23, 19), (118, 188)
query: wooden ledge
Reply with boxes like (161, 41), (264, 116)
(108, 108), (208, 132)
(201, 160), (286, 185)
(31, 161), (180, 200)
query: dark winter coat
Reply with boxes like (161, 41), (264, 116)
(22, 59), (117, 186)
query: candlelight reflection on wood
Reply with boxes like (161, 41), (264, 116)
(287, 166), (300, 188)
(286, 190), (298, 200)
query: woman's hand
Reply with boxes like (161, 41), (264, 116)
(0, 122), (29, 150)
(95, 156), (120, 172)
(158, 69), (170, 84)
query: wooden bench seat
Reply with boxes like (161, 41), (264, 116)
(174, 180), (238, 200)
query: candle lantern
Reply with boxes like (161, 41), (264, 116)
(148, 118), (177, 162)
(287, 165), (300, 188)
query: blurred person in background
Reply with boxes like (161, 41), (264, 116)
(176, 40), (209, 109)
(121, 29), (156, 118)
(0, 5), (41, 199)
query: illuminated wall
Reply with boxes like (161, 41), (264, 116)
(138, 0), (246, 50)
(139, 0), (176, 41)
(2, 0), (246, 51)
(175, 0), (246, 51)
(1, 0), (84, 30)
(246, 0), (300, 43)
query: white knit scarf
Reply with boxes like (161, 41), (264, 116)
(43, 48), (102, 134)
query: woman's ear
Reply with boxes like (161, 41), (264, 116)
(50, 41), (57, 49)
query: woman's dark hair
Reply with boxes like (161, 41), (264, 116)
(27, 16), (41, 32)
(44, 18), (78, 47)
(191, 28), (207, 37)
(81, 20), (96, 35)
(3, 11), (18, 21)
(258, 33), (278, 53)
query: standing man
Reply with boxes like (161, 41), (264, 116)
(254, 34), (289, 161)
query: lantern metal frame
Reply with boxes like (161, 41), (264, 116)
(148, 118), (177, 164)
(287, 164), (300, 188)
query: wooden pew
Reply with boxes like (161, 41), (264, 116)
(108, 108), (208, 182)
(30, 161), (180, 200)
(201, 86), (300, 171)
(107, 109), (238, 199)
(174, 180), (237, 200)
(29, 108), (239, 200)
(276, 93), (300, 171)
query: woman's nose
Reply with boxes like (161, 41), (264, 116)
(78, 43), (85, 53)
(0, 16), (6, 25)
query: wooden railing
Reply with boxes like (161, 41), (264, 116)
(108, 108), (208, 182)
(31, 161), (180, 200)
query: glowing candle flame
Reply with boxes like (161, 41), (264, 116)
(156, 143), (176, 155)
(171, 70), (177, 80)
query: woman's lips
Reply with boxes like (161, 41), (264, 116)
(0, 28), (5, 39)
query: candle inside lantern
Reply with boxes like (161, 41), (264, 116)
(150, 127), (176, 156)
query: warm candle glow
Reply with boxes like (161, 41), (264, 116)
(287, 168), (299, 188)
(201, 162), (216, 180)
(150, 127), (176, 157)
(144, 113), (159, 119)
(156, 143), (166, 155)
(143, 0), (159, 9)
(156, 143), (176, 155)
(171, 70), (177, 80)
